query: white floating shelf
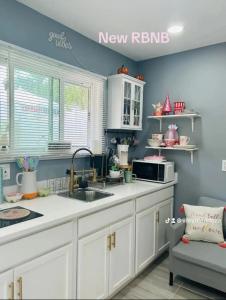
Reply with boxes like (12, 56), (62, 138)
(147, 113), (201, 132)
(145, 146), (199, 164)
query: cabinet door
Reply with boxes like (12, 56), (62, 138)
(77, 228), (109, 299)
(156, 198), (173, 254)
(132, 84), (143, 128)
(135, 207), (156, 274)
(122, 81), (132, 127)
(0, 270), (14, 300)
(109, 217), (134, 295)
(14, 244), (73, 299)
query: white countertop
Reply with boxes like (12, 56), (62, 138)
(0, 180), (176, 245)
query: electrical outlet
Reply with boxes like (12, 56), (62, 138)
(0, 164), (10, 180)
(222, 160), (226, 172)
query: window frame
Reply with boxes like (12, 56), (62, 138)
(0, 42), (106, 162)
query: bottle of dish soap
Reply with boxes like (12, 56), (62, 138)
(0, 167), (3, 203)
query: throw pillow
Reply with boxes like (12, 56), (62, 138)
(183, 204), (224, 243)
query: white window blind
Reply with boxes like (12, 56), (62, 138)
(0, 57), (9, 148)
(0, 44), (106, 158)
(13, 67), (60, 152)
(63, 82), (89, 148)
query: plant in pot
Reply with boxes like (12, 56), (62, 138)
(109, 164), (122, 178)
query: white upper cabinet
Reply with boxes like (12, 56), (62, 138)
(107, 74), (145, 130)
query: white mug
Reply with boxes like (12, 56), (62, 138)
(180, 136), (190, 146)
(16, 171), (38, 199)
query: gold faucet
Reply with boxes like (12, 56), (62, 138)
(68, 148), (97, 193)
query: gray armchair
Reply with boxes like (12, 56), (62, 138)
(168, 196), (226, 293)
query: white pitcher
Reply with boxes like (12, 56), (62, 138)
(16, 171), (38, 199)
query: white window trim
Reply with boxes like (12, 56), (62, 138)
(0, 40), (107, 162)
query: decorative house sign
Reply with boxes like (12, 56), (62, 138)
(48, 32), (72, 50)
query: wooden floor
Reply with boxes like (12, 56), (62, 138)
(113, 253), (226, 299)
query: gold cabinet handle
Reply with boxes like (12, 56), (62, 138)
(107, 235), (111, 251)
(17, 277), (23, 300)
(8, 282), (14, 300)
(111, 232), (116, 248)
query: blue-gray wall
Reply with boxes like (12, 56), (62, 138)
(137, 42), (226, 215)
(0, 0), (138, 185)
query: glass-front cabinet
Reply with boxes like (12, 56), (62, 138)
(108, 74), (145, 130)
(123, 81), (132, 126)
(133, 84), (142, 127)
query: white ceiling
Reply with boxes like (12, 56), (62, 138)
(17, 0), (226, 61)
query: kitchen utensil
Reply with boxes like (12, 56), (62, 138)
(147, 139), (161, 147)
(180, 136), (190, 146)
(124, 171), (136, 183)
(16, 156), (39, 172)
(16, 171), (38, 199)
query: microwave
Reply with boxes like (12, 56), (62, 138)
(132, 160), (175, 183)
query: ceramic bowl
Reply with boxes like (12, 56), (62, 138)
(147, 139), (161, 147)
(109, 170), (121, 178)
(5, 192), (24, 203)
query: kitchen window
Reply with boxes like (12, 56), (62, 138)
(0, 45), (106, 159)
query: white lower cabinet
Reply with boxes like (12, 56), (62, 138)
(135, 195), (173, 275)
(14, 244), (73, 299)
(156, 198), (173, 254)
(77, 217), (134, 299)
(109, 218), (134, 295)
(77, 227), (109, 299)
(0, 244), (73, 300)
(0, 270), (14, 300)
(135, 206), (156, 274)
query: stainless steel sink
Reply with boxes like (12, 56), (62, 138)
(58, 188), (114, 202)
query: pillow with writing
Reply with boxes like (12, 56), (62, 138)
(183, 204), (224, 243)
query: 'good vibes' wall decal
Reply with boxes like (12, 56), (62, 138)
(48, 32), (72, 50)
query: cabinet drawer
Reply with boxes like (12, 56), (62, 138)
(136, 187), (174, 213)
(0, 222), (74, 272)
(78, 200), (134, 238)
